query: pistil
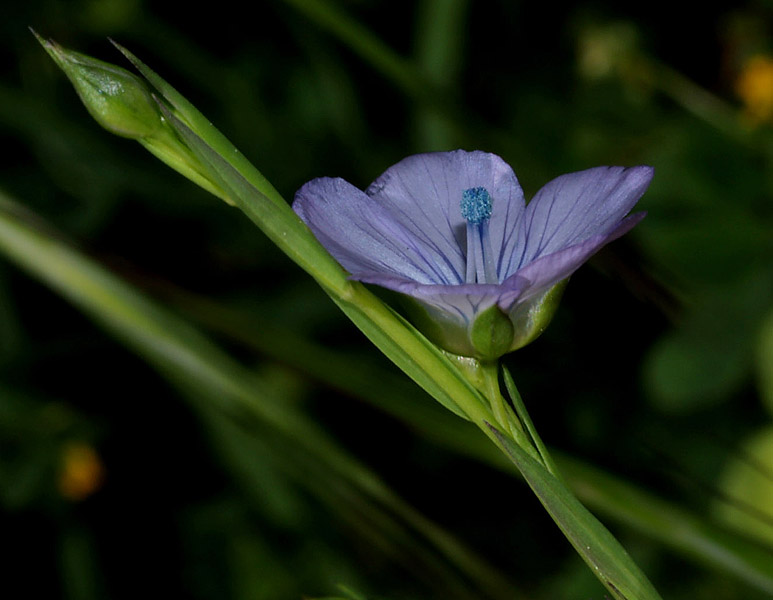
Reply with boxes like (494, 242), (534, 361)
(461, 187), (497, 284)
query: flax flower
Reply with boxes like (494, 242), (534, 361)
(294, 151), (653, 359)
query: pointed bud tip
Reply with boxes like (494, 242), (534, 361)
(29, 27), (44, 44)
(36, 36), (165, 139)
(31, 28), (66, 65)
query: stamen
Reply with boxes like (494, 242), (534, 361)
(461, 187), (497, 284)
(461, 187), (492, 224)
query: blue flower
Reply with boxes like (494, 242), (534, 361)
(294, 150), (653, 360)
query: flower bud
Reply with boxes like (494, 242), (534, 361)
(36, 33), (164, 139)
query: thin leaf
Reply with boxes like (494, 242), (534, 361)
(487, 423), (663, 600)
(501, 365), (562, 480)
(559, 453), (773, 596)
(109, 39), (289, 211)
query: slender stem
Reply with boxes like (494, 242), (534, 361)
(478, 362), (543, 465)
(482, 362), (508, 429)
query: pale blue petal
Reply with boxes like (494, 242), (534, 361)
(366, 150), (526, 284)
(499, 212), (645, 310)
(352, 272), (499, 320)
(513, 166), (653, 270)
(294, 177), (452, 284)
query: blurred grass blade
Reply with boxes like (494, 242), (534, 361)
(413, 0), (469, 149)
(310, 585), (369, 600)
(200, 403), (497, 600)
(59, 527), (103, 600)
(414, 0), (468, 88)
(758, 309), (773, 414)
(0, 192), (520, 600)
(488, 424), (663, 600)
(281, 0), (423, 98)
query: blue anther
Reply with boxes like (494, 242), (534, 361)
(461, 187), (492, 225)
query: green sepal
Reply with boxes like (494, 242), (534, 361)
(469, 304), (514, 361)
(508, 279), (567, 350)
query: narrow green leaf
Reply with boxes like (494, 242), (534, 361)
(59, 527), (103, 600)
(415, 0), (468, 85)
(559, 454), (773, 596)
(413, 0), (469, 148)
(756, 309), (773, 416)
(501, 365), (562, 479)
(487, 424), (663, 600)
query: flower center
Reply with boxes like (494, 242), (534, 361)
(461, 187), (497, 284)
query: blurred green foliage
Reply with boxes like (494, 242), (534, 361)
(2, 0), (773, 598)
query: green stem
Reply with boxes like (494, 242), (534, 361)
(478, 362), (541, 465)
(479, 362), (510, 431)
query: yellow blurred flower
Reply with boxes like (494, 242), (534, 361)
(58, 441), (105, 501)
(735, 54), (773, 124)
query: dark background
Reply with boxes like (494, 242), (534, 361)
(1, 1), (773, 598)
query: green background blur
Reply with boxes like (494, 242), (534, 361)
(1, 0), (773, 598)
